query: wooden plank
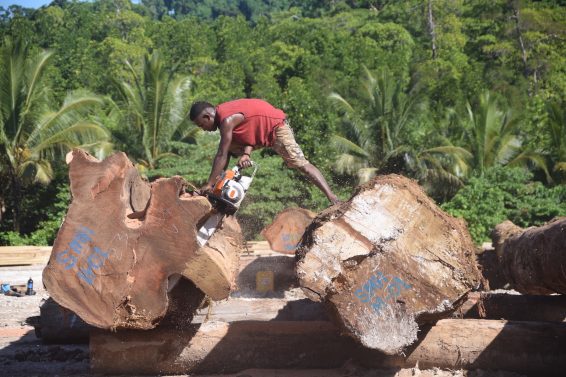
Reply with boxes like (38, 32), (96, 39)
(0, 241), (272, 268)
(193, 296), (327, 323)
(0, 246), (51, 266)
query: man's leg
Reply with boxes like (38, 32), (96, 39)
(273, 123), (340, 205)
(298, 163), (340, 204)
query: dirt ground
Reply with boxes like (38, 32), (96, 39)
(0, 264), (527, 377)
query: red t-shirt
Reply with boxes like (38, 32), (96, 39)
(215, 99), (286, 147)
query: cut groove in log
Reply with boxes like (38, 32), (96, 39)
(492, 218), (566, 295)
(261, 208), (316, 254)
(42, 149), (241, 330)
(296, 174), (481, 354)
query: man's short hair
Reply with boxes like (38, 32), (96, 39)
(189, 101), (214, 121)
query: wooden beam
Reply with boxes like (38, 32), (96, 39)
(91, 319), (566, 376)
(0, 246), (51, 266)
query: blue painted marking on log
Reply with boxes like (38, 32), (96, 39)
(54, 225), (110, 286)
(354, 271), (411, 314)
(281, 232), (301, 251)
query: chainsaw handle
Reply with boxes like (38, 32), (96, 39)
(233, 161), (258, 181)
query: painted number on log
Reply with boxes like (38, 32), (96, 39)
(354, 272), (411, 314)
(55, 225), (110, 286)
(281, 232), (301, 251)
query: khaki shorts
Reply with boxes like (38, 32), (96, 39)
(229, 121), (309, 169)
(272, 121), (309, 169)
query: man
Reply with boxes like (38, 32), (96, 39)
(189, 98), (340, 204)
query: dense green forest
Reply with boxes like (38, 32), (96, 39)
(0, 0), (565, 244)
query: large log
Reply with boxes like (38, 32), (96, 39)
(90, 318), (566, 375)
(456, 292), (566, 322)
(42, 149), (241, 330)
(296, 174), (481, 354)
(492, 218), (566, 295)
(261, 208), (316, 254)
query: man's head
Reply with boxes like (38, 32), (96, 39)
(189, 101), (216, 131)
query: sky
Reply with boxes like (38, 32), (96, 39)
(0, 0), (140, 8)
(0, 0), (53, 7)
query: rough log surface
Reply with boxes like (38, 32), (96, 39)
(456, 292), (566, 322)
(492, 218), (566, 294)
(261, 208), (316, 254)
(42, 149), (241, 330)
(296, 174), (481, 354)
(90, 318), (566, 376)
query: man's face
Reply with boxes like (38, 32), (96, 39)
(193, 110), (217, 131)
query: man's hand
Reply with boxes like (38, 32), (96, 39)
(237, 154), (253, 169)
(195, 183), (213, 196)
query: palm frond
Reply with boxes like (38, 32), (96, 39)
(332, 134), (370, 158)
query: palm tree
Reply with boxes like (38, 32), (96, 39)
(329, 67), (422, 183)
(329, 67), (463, 190)
(0, 37), (108, 232)
(545, 99), (566, 182)
(112, 51), (198, 170)
(458, 91), (548, 179)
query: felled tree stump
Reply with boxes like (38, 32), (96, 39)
(492, 218), (566, 295)
(261, 208), (316, 254)
(42, 149), (241, 330)
(296, 174), (481, 354)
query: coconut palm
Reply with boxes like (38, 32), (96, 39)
(0, 37), (108, 231)
(329, 67), (421, 182)
(329, 67), (463, 190)
(458, 91), (548, 179)
(112, 51), (198, 170)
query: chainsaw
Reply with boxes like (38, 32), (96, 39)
(196, 162), (258, 246)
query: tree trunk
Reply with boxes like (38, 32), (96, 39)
(427, 0), (437, 60)
(261, 207), (316, 254)
(296, 174), (481, 354)
(491, 218), (566, 295)
(42, 149), (241, 330)
(90, 318), (566, 376)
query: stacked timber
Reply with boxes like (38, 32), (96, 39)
(492, 218), (566, 294)
(296, 174), (482, 354)
(42, 149), (242, 330)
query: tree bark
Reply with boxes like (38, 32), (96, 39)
(456, 292), (566, 322)
(261, 207), (316, 254)
(491, 218), (566, 295)
(296, 174), (481, 354)
(90, 318), (566, 376)
(427, 0), (437, 60)
(42, 149), (241, 330)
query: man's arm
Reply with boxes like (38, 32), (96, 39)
(202, 114), (244, 191)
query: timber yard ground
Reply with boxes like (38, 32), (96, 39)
(0, 263), (527, 377)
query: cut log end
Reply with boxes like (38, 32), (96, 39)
(296, 174), (481, 354)
(43, 149), (241, 330)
